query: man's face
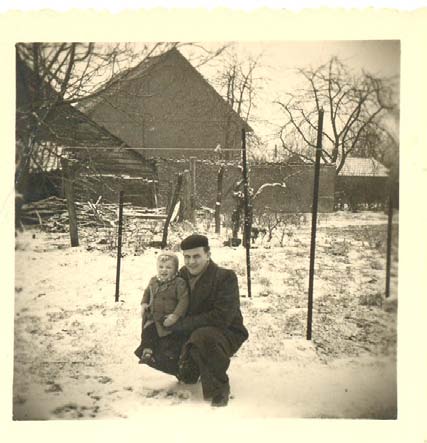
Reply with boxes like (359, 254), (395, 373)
(183, 247), (210, 276)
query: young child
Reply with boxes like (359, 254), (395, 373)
(135, 252), (189, 365)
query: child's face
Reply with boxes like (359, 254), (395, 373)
(157, 259), (176, 281)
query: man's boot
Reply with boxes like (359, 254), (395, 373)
(211, 383), (230, 407)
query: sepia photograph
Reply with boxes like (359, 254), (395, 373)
(13, 39), (400, 420)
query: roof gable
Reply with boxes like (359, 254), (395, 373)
(77, 47), (253, 133)
(170, 49), (253, 133)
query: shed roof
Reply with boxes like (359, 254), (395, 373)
(338, 157), (389, 177)
(16, 55), (128, 149)
(16, 55), (149, 174)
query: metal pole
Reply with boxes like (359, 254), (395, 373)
(241, 128), (252, 298)
(385, 192), (393, 298)
(307, 108), (324, 340)
(115, 190), (124, 302)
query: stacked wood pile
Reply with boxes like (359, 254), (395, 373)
(21, 196), (167, 232)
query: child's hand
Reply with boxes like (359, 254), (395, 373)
(163, 314), (178, 328)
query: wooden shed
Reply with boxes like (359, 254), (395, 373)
(16, 55), (157, 206)
(336, 157), (389, 209)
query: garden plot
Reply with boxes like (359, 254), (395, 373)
(13, 210), (398, 419)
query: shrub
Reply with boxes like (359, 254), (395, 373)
(258, 276), (272, 287)
(371, 259), (384, 270)
(285, 313), (304, 334)
(327, 239), (350, 256)
(359, 293), (383, 307)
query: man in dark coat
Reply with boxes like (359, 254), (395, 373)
(144, 234), (249, 407)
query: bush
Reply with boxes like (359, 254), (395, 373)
(285, 313), (304, 334)
(359, 293), (383, 307)
(327, 239), (350, 256)
(258, 276), (272, 287)
(371, 259), (384, 270)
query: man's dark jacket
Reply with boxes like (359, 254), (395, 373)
(172, 260), (249, 353)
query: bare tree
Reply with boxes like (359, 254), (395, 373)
(211, 48), (263, 159)
(15, 42), (229, 199)
(276, 57), (398, 174)
(16, 43), (173, 196)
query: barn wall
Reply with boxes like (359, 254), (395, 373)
(85, 50), (243, 160)
(336, 176), (389, 208)
(66, 147), (157, 206)
(251, 164), (336, 213)
(27, 153), (336, 213)
(156, 159), (336, 214)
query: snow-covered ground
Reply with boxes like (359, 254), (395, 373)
(13, 211), (398, 420)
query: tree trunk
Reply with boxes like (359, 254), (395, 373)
(242, 201), (253, 246)
(61, 158), (79, 247)
(15, 192), (24, 232)
(231, 204), (241, 241)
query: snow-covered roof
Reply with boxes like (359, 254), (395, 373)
(338, 157), (389, 177)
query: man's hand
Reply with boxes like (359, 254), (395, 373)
(141, 303), (149, 318)
(166, 317), (187, 332)
(163, 313), (179, 328)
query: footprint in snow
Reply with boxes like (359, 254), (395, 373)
(45, 382), (62, 393)
(96, 376), (112, 384)
(52, 403), (98, 419)
(145, 389), (161, 398)
(144, 388), (191, 402)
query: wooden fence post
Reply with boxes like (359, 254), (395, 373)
(161, 173), (183, 249)
(61, 158), (79, 247)
(152, 180), (159, 208)
(190, 157), (197, 206)
(180, 170), (195, 222)
(166, 180), (173, 213)
(215, 165), (225, 234)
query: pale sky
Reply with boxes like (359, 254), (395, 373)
(181, 40), (400, 150)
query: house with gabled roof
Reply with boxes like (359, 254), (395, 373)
(77, 47), (253, 160)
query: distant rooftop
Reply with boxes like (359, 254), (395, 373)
(338, 157), (389, 177)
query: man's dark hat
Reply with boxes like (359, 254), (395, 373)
(180, 234), (209, 250)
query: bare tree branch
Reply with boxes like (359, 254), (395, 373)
(276, 56), (398, 172)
